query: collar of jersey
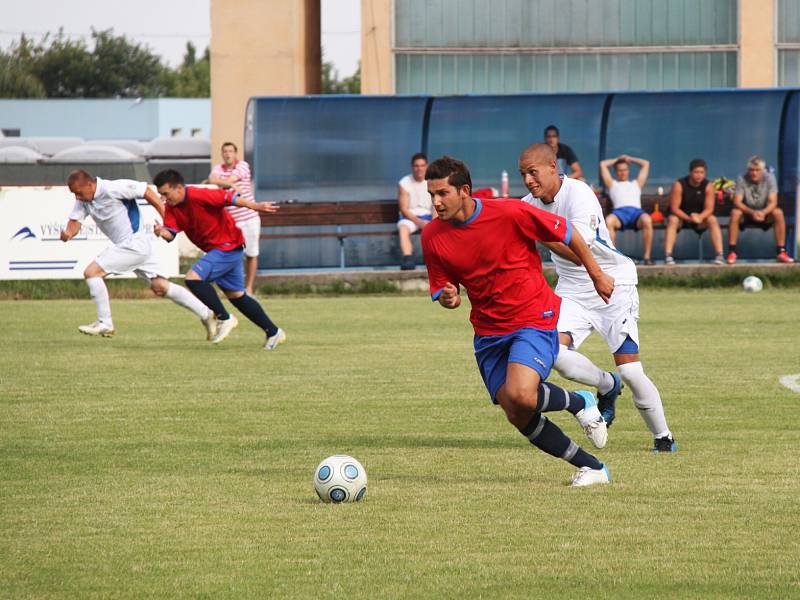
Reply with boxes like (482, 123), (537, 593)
(457, 198), (482, 226)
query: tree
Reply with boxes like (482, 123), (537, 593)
(169, 42), (210, 97)
(321, 54), (360, 94)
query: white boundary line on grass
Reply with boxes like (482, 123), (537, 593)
(779, 374), (800, 393)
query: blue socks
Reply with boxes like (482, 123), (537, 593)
(186, 280), (230, 320)
(230, 294), (278, 336)
(537, 382), (586, 416)
(519, 412), (603, 470)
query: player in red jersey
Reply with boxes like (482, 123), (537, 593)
(422, 156), (614, 486)
(152, 169), (286, 350)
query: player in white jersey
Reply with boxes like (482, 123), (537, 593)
(518, 144), (676, 452)
(60, 170), (217, 339)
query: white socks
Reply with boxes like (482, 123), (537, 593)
(618, 361), (671, 439)
(554, 345), (615, 394)
(86, 277), (113, 326)
(165, 282), (210, 319)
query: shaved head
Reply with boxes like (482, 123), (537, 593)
(519, 143), (556, 165)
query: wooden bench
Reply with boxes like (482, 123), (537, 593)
(259, 200), (399, 268)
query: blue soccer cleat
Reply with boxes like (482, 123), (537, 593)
(597, 372), (623, 427)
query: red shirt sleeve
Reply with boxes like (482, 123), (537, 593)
(514, 202), (572, 245)
(422, 229), (455, 301)
(163, 206), (180, 233)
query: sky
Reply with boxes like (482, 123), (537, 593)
(0, 0), (361, 76)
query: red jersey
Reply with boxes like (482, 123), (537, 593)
(164, 186), (245, 252)
(422, 198), (572, 336)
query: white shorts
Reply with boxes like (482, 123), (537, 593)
(95, 234), (168, 284)
(236, 217), (261, 258)
(557, 284), (640, 354)
(397, 214), (432, 234)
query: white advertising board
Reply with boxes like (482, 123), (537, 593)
(0, 186), (179, 280)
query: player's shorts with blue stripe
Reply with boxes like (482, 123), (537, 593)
(612, 206), (646, 230)
(191, 247), (245, 292)
(474, 327), (559, 404)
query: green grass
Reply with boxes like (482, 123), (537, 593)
(1, 291), (799, 599)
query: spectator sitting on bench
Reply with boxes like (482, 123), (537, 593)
(600, 154), (654, 265)
(544, 124), (584, 181)
(726, 156), (795, 264)
(664, 158), (724, 265)
(397, 152), (433, 270)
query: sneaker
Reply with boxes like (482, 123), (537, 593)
(201, 313), (218, 341)
(211, 314), (238, 344)
(597, 372), (623, 428)
(573, 390), (608, 449)
(571, 464), (611, 487)
(643, 258), (655, 266)
(400, 256), (416, 271)
(78, 321), (115, 337)
(652, 436), (678, 453)
(713, 253), (725, 265)
(726, 251), (737, 265)
(264, 327), (287, 350)
(777, 251), (795, 264)
(664, 255), (676, 266)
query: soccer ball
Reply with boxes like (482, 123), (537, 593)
(314, 455), (367, 503)
(742, 276), (763, 293)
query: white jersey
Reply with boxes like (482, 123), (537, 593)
(399, 174), (432, 217)
(69, 177), (149, 245)
(608, 180), (642, 209)
(521, 176), (638, 294)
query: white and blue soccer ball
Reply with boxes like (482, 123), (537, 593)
(742, 275), (763, 293)
(314, 455), (367, 503)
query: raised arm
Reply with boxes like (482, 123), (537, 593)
(599, 158), (616, 190)
(626, 156), (650, 188)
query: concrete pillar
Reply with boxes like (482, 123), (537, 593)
(739, 0), (775, 87)
(361, 0), (393, 94)
(210, 0), (320, 158)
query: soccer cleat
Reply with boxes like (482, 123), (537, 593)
(201, 313), (218, 341)
(713, 253), (725, 265)
(597, 372), (623, 428)
(573, 390), (608, 449)
(571, 464), (611, 487)
(726, 251), (737, 265)
(211, 314), (238, 344)
(652, 436), (678, 453)
(664, 255), (676, 266)
(777, 251), (795, 264)
(78, 321), (115, 337)
(264, 327), (287, 350)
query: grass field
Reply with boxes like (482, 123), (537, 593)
(2, 290), (799, 599)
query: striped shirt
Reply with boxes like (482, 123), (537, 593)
(210, 160), (259, 223)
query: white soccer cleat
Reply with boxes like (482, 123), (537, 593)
(211, 314), (238, 344)
(573, 390), (608, 449)
(571, 464), (611, 487)
(201, 313), (218, 341)
(78, 321), (115, 337)
(264, 327), (287, 350)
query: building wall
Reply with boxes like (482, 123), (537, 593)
(0, 99), (210, 140)
(778, 0), (800, 85)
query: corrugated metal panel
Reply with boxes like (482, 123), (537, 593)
(395, 52), (737, 94)
(395, 0), (737, 47)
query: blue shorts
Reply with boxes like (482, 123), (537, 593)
(612, 206), (646, 230)
(474, 327), (559, 404)
(191, 248), (245, 292)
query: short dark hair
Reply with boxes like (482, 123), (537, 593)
(425, 156), (472, 192)
(689, 158), (707, 171)
(614, 158), (628, 168)
(67, 169), (95, 186)
(544, 125), (560, 137)
(411, 152), (428, 165)
(153, 169), (185, 187)
(222, 141), (238, 152)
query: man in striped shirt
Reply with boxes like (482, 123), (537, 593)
(208, 142), (261, 294)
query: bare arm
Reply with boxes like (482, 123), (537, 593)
(233, 195), (279, 214)
(762, 192), (778, 216)
(60, 219), (82, 242)
(437, 282), (461, 309)
(699, 182), (715, 219)
(732, 192), (752, 215)
(143, 187), (165, 220)
(669, 182), (690, 221)
(153, 221), (175, 242)
(599, 158), (615, 190)
(569, 161), (584, 181)
(207, 174), (240, 188)
(541, 240), (581, 265)
(398, 185), (425, 226)
(626, 156), (650, 188)
(566, 233), (614, 303)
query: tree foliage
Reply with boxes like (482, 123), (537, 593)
(0, 30), (209, 98)
(322, 56), (360, 94)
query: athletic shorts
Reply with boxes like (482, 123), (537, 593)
(474, 327), (559, 404)
(397, 213), (432, 234)
(191, 247), (245, 292)
(612, 206), (645, 230)
(739, 214), (774, 231)
(95, 233), (168, 284)
(236, 217), (261, 257)
(558, 284), (640, 354)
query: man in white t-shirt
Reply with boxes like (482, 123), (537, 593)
(518, 144), (676, 452)
(61, 170), (216, 339)
(600, 154), (654, 265)
(208, 142), (260, 294)
(397, 153), (434, 270)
